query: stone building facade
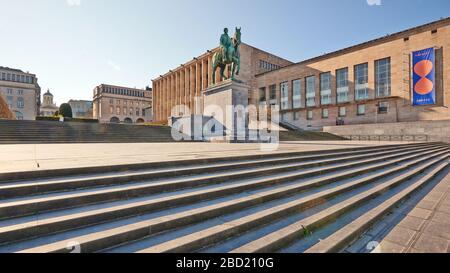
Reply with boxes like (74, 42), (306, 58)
(68, 100), (93, 119)
(151, 43), (292, 123)
(152, 18), (449, 131)
(93, 84), (152, 124)
(0, 66), (41, 120)
(256, 18), (450, 130)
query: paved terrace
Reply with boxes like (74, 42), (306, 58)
(0, 141), (406, 174)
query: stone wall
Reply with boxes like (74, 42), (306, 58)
(323, 120), (450, 143)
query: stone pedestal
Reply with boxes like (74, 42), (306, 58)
(203, 80), (250, 142)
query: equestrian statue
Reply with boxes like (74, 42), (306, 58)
(212, 27), (242, 85)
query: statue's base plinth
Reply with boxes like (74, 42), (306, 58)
(203, 80), (250, 143)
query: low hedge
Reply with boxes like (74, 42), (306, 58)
(36, 116), (99, 123)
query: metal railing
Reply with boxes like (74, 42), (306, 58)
(342, 135), (429, 142)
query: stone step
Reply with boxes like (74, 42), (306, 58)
(13, 147), (449, 253)
(0, 143), (434, 199)
(0, 144), (441, 219)
(2, 143), (425, 182)
(231, 154), (450, 253)
(304, 159), (449, 253)
(0, 146), (445, 245)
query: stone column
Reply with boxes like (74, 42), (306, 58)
(195, 62), (201, 115)
(185, 68), (189, 111)
(154, 81), (159, 121)
(208, 55), (213, 86)
(190, 65), (195, 112)
(175, 71), (180, 116)
(171, 74), (176, 117)
(180, 70), (185, 113)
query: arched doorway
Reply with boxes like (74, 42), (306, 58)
(110, 117), (120, 123)
(136, 118), (145, 124)
(124, 118), (133, 124)
(14, 111), (24, 120)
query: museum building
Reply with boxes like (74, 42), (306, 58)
(152, 18), (449, 130)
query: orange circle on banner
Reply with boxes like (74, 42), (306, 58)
(414, 78), (434, 95)
(414, 60), (433, 77)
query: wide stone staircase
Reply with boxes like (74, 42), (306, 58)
(0, 142), (448, 253)
(0, 120), (182, 144)
(0, 119), (344, 143)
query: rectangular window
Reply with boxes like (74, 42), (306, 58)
(306, 76), (316, 107)
(130, 107), (134, 115)
(375, 58), (391, 97)
(294, 112), (300, 121)
(116, 107), (121, 115)
(17, 97), (24, 108)
(357, 104), (366, 116)
(320, 72), (331, 105)
(17, 90), (24, 95)
(307, 110), (313, 120)
(123, 107), (127, 115)
(322, 108), (329, 119)
(355, 63), (369, 101)
(259, 87), (266, 104)
(339, 107), (347, 117)
(1, 73), (6, 80)
(109, 106), (114, 114)
(280, 82), (289, 110)
(7, 89), (13, 95)
(136, 108), (140, 116)
(336, 68), (349, 103)
(292, 79), (302, 109)
(378, 101), (389, 114)
(6, 96), (13, 108)
(269, 85), (277, 105)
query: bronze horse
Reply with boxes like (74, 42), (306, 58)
(212, 27), (241, 85)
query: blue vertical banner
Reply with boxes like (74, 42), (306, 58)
(412, 47), (436, 106)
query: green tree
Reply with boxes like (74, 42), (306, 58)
(59, 103), (73, 118)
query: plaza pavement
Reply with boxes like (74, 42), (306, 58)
(376, 171), (450, 253)
(0, 141), (406, 174)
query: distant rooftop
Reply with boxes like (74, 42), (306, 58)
(0, 66), (24, 73)
(99, 83), (149, 91)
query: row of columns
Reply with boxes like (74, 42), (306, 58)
(153, 54), (232, 123)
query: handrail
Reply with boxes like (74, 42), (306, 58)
(342, 135), (429, 142)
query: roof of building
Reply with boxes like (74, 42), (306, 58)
(97, 84), (149, 91)
(0, 66), (24, 73)
(256, 17), (450, 77)
(44, 89), (53, 96)
(68, 100), (93, 103)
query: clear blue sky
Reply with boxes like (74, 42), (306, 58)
(0, 0), (448, 104)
